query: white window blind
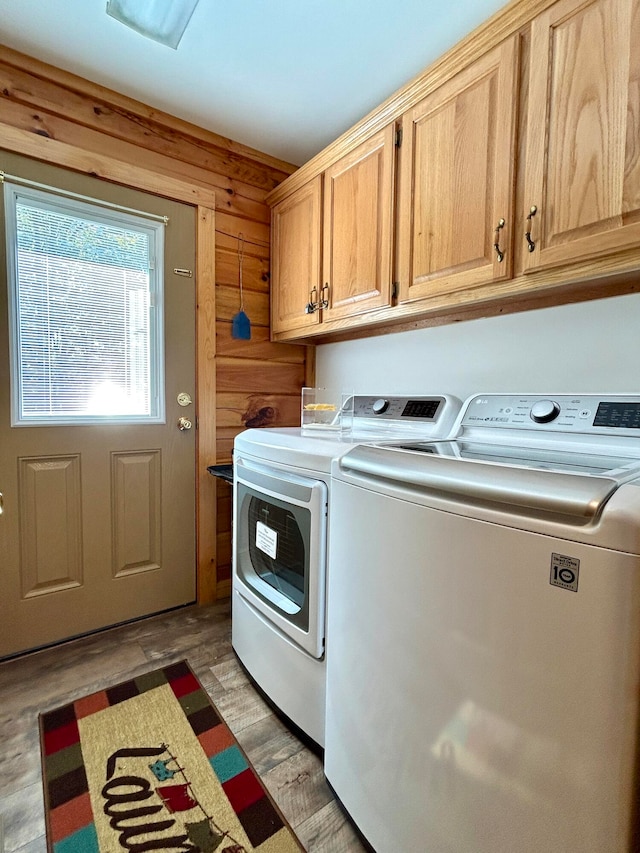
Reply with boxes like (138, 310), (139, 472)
(4, 182), (165, 426)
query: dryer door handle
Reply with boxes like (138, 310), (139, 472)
(338, 446), (618, 521)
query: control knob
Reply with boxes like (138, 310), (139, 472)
(372, 398), (389, 414)
(530, 399), (560, 423)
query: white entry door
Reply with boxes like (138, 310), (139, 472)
(0, 151), (196, 658)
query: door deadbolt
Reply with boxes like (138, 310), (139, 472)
(177, 392), (192, 407)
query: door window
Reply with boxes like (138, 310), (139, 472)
(4, 181), (165, 425)
(248, 496), (306, 608)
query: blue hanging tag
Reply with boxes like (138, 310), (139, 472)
(232, 309), (251, 340)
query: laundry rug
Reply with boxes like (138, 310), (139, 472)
(39, 660), (304, 853)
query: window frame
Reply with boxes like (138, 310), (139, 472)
(4, 180), (166, 427)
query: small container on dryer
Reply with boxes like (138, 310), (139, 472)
(301, 387), (353, 434)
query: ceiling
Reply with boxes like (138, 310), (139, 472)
(0, 0), (507, 167)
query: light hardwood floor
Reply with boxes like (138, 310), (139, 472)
(0, 602), (367, 853)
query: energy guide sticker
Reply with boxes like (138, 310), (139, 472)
(256, 521), (278, 559)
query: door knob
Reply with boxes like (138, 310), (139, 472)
(177, 417), (192, 431)
(0, 492), (3, 515)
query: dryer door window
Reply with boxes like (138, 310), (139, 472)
(247, 495), (307, 612)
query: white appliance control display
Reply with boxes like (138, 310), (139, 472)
(461, 394), (640, 436)
(352, 396), (444, 422)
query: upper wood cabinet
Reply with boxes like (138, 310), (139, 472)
(270, 127), (396, 336)
(270, 175), (322, 335)
(397, 36), (519, 304)
(523, 0), (640, 273)
(322, 125), (396, 321)
(267, 0), (640, 342)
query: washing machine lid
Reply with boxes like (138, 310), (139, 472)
(337, 440), (640, 522)
(391, 439), (640, 478)
(337, 394), (640, 523)
(235, 427), (363, 473)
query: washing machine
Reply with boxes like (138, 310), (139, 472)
(325, 393), (640, 852)
(232, 394), (461, 749)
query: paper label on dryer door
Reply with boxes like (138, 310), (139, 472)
(256, 521), (278, 559)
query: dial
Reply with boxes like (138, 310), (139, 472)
(530, 399), (560, 423)
(372, 398), (389, 415)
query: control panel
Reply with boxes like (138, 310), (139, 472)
(461, 394), (640, 436)
(352, 396), (444, 423)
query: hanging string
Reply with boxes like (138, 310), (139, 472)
(231, 232), (251, 339)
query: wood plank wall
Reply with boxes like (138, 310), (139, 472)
(0, 46), (312, 600)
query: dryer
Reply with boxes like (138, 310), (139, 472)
(232, 394), (461, 748)
(325, 393), (640, 852)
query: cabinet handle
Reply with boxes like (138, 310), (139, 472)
(305, 286), (319, 314)
(493, 218), (506, 263)
(320, 282), (330, 309)
(525, 205), (537, 253)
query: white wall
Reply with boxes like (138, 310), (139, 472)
(316, 292), (639, 400)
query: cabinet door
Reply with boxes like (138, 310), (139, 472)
(270, 176), (322, 335)
(397, 37), (519, 304)
(322, 125), (395, 321)
(523, 0), (640, 273)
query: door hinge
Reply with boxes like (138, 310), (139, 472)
(395, 128), (403, 148)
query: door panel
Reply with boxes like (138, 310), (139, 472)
(523, 0), (640, 272)
(0, 150), (196, 657)
(111, 450), (162, 576)
(398, 36), (518, 302)
(322, 125), (395, 321)
(18, 454), (83, 597)
(270, 176), (322, 334)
